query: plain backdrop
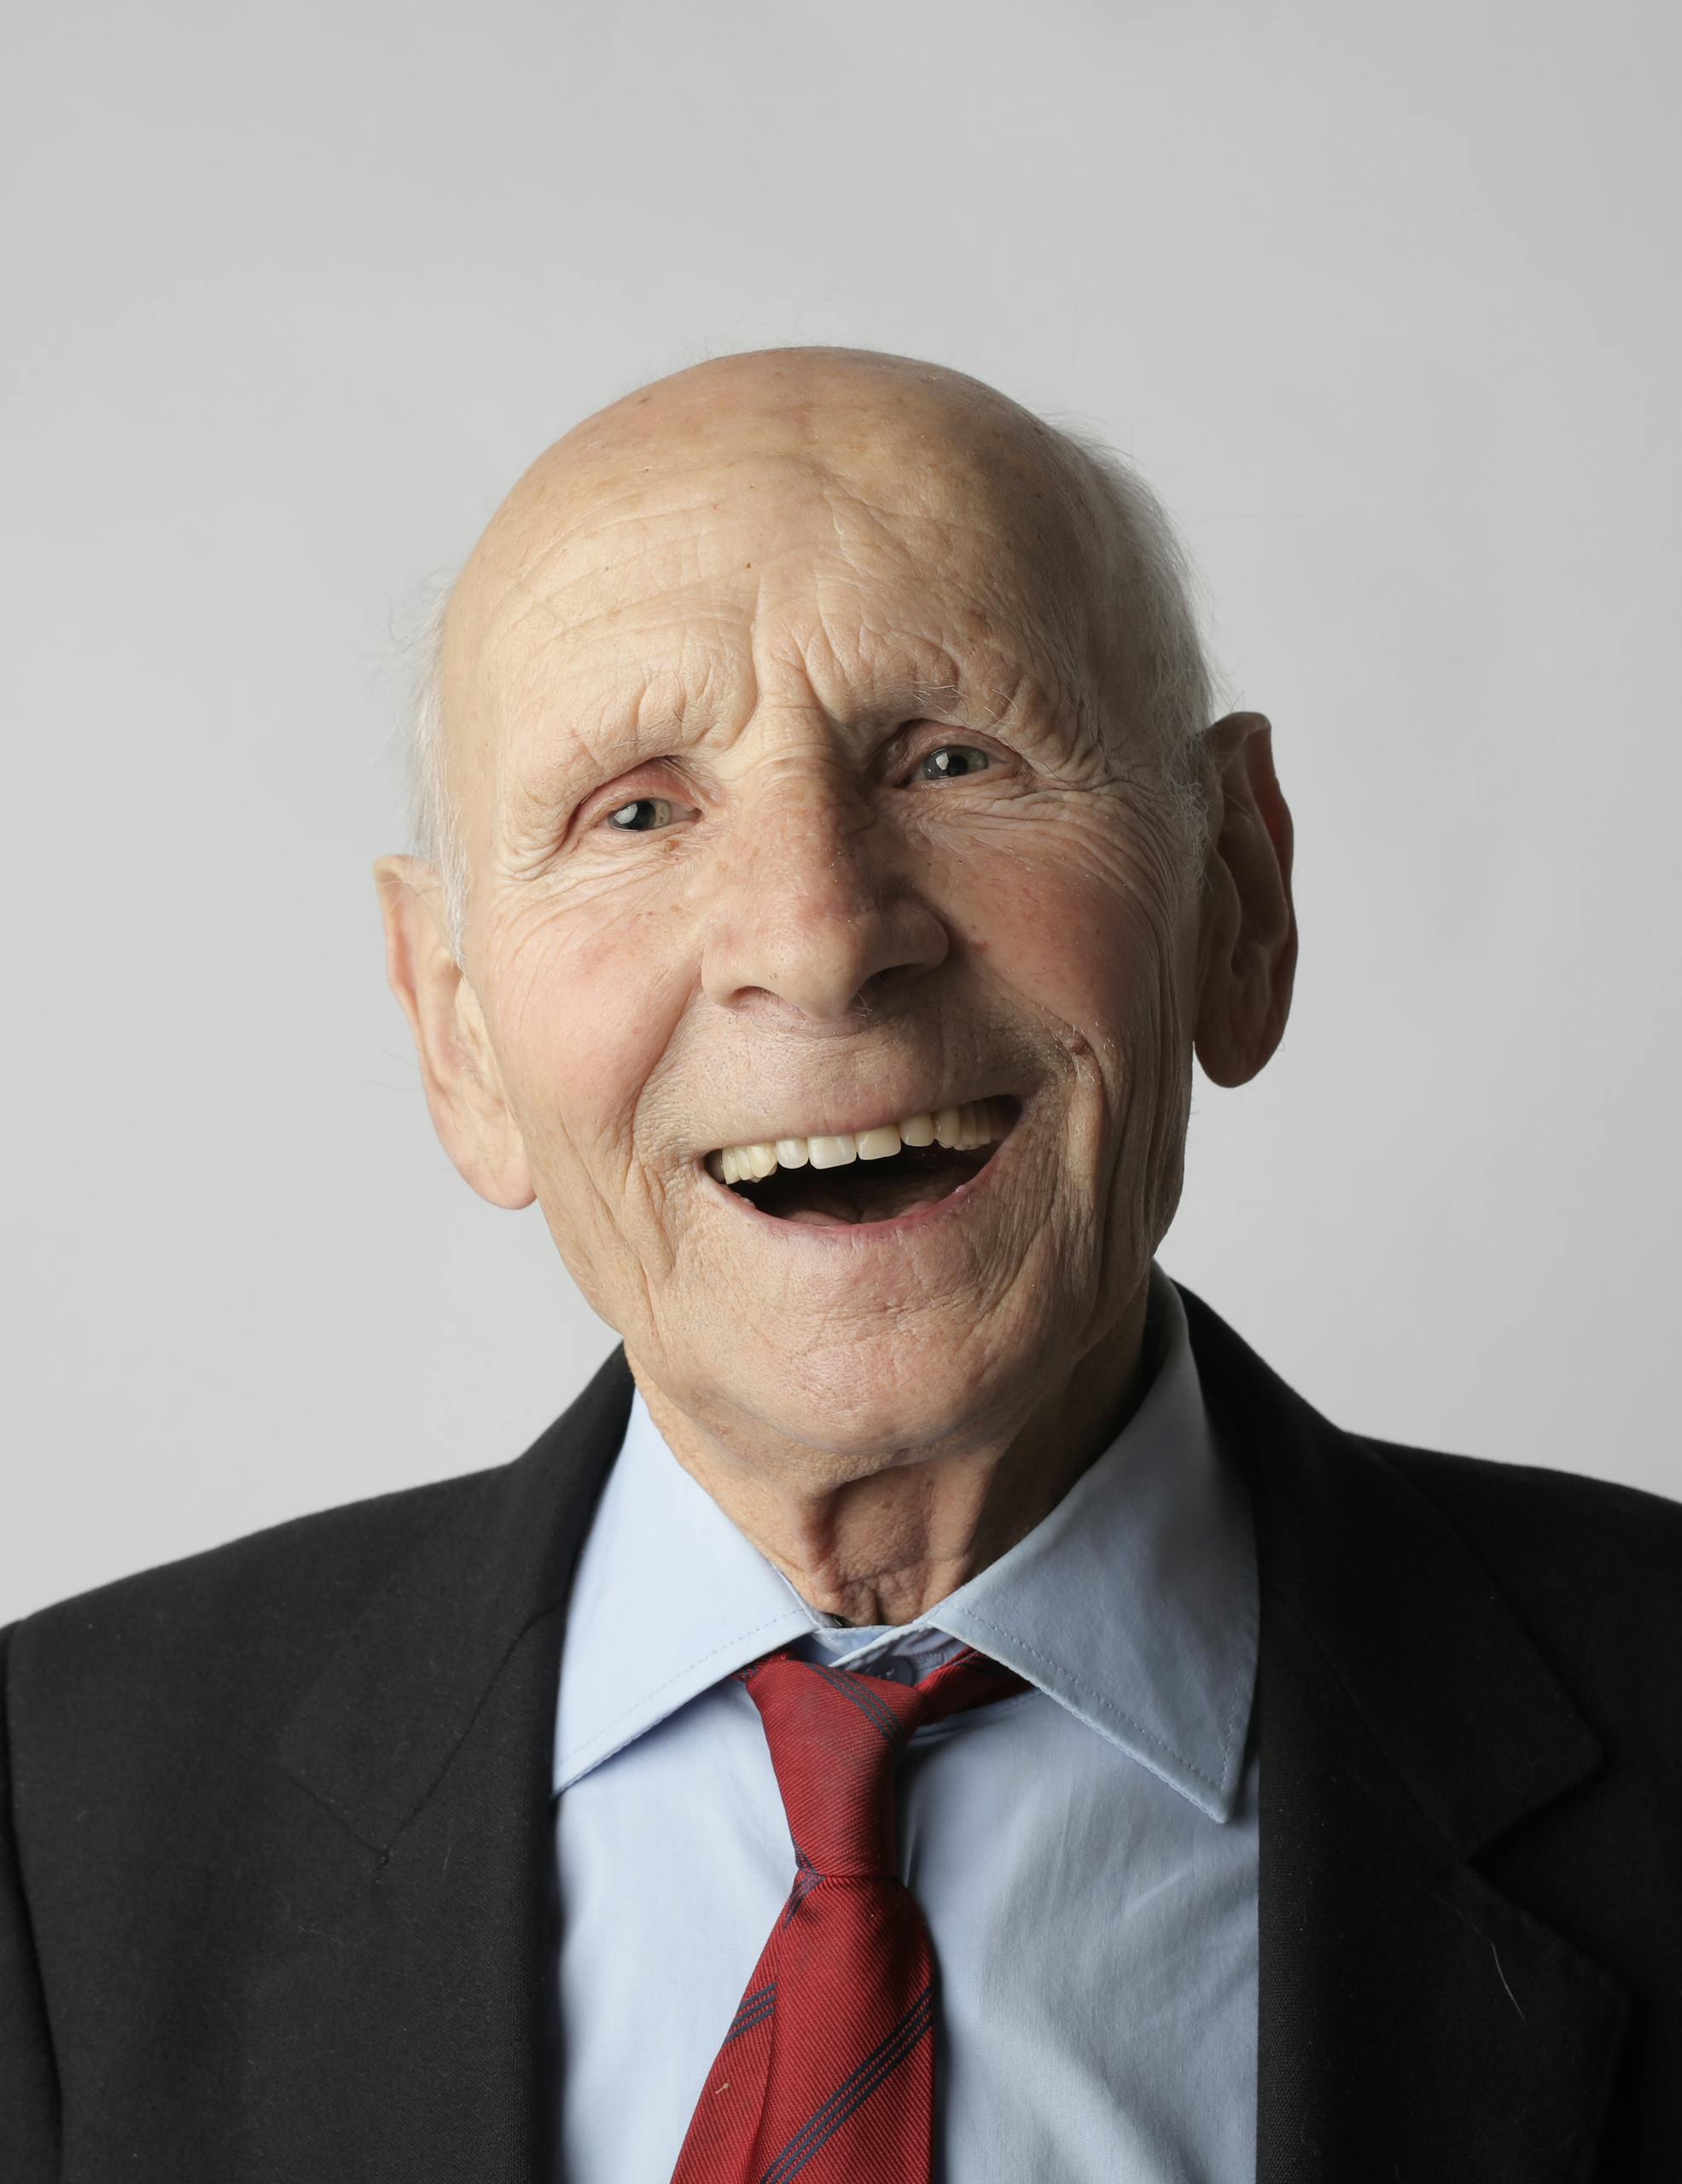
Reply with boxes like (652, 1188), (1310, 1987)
(3, 0), (1678, 1626)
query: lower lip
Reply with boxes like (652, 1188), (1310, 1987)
(699, 1114), (1021, 1243)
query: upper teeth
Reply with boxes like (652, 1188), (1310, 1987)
(706, 1099), (1008, 1186)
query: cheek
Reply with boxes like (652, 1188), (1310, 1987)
(486, 902), (691, 1184)
(940, 837), (1168, 1053)
(936, 816), (1192, 1247)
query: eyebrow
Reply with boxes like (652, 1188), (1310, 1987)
(498, 670), (707, 819)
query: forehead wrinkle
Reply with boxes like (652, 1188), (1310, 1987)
(793, 469), (1098, 720)
(742, 597), (1051, 752)
(452, 449), (799, 692)
(471, 531), (738, 681)
(725, 496), (1079, 733)
(463, 521), (758, 766)
(477, 431), (859, 647)
(498, 441), (812, 556)
(491, 576), (747, 694)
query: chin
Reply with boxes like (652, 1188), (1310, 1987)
(707, 1319), (1054, 1469)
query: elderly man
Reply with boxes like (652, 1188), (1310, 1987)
(3, 349), (1679, 2183)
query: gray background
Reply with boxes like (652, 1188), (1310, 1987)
(4, 0), (1678, 1625)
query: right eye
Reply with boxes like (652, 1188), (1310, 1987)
(917, 744), (993, 781)
(603, 797), (677, 834)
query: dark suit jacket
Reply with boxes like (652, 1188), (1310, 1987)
(3, 1282), (1679, 2181)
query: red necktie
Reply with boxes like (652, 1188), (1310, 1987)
(670, 1641), (1029, 2184)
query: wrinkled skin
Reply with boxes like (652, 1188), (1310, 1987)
(375, 348), (1297, 1623)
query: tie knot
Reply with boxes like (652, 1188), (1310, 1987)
(740, 1645), (1027, 1878)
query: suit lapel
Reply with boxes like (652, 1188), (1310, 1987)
(260, 1347), (634, 2184)
(1179, 1285), (1631, 2182)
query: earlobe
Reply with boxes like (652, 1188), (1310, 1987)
(370, 857), (537, 1211)
(1189, 716), (1299, 1089)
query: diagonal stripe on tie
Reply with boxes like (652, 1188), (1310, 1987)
(757, 1985), (935, 2184)
(724, 1984), (778, 2046)
(806, 1659), (904, 1745)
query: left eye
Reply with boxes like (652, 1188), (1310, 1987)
(604, 797), (675, 833)
(918, 745), (992, 781)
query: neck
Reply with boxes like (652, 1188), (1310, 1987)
(634, 1286), (1155, 1627)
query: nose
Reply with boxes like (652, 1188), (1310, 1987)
(700, 759), (948, 1024)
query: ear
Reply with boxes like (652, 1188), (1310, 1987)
(1191, 712), (1299, 1088)
(371, 856), (536, 1210)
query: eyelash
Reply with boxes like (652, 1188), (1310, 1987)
(596, 741), (998, 836)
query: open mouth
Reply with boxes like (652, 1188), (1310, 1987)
(704, 1098), (1017, 1228)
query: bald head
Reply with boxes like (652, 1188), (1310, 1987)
(410, 346), (1215, 960)
(458, 347), (1104, 590)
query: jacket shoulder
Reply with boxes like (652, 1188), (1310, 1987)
(1366, 1436), (1682, 1795)
(5, 1465), (503, 1758)
(1180, 1275), (1682, 1639)
(1374, 1435), (1682, 1594)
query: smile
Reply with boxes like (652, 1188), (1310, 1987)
(701, 1098), (1016, 1228)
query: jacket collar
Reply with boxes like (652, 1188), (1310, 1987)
(280, 1347), (633, 1854)
(272, 1279), (1628, 2182)
(1182, 1285), (1603, 1861)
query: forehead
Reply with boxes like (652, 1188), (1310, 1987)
(446, 404), (1103, 769)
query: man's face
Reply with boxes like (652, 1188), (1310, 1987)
(437, 369), (1206, 1476)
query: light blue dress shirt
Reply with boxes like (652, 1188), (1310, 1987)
(552, 1261), (1260, 2181)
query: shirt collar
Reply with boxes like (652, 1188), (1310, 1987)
(553, 1262), (1258, 1821)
